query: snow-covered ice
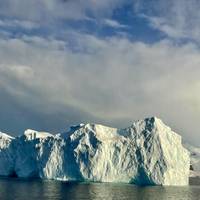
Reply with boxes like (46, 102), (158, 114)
(0, 117), (190, 186)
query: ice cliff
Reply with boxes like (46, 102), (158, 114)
(0, 117), (190, 186)
(0, 132), (14, 176)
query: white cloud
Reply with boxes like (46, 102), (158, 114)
(0, 0), (200, 145)
(0, 33), (200, 145)
(1, 0), (200, 43)
(0, 19), (39, 30)
(140, 14), (185, 39)
(135, 0), (200, 42)
(0, 65), (35, 79)
(103, 19), (128, 29)
(0, 0), (128, 21)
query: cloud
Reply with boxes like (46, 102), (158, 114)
(0, 32), (200, 146)
(0, 19), (39, 30)
(0, 0), (200, 146)
(103, 19), (128, 29)
(0, 85), (99, 135)
(0, 0), (130, 40)
(0, 0), (128, 22)
(134, 0), (200, 42)
(0, 65), (34, 79)
(1, 0), (200, 43)
(140, 14), (185, 39)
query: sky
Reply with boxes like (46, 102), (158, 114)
(0, 0), (200, 146)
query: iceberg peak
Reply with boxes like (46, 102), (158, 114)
(0, 131), (14, 140)
(23, 129), (53, 140)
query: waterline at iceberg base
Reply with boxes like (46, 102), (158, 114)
(0, 117), (190, 186)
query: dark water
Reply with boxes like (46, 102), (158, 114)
(0, 178), (200, 200)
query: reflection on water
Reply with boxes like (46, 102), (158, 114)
(0, 178), (200, 200)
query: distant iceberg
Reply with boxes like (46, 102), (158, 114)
(0, 117), (190, 186)
(183, 143), (200, 178)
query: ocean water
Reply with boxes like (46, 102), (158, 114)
(0, 178), (199, 200)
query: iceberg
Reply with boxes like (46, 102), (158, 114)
(0, 117), (190, 186)
(184, 143), (200, 177)
(0, 132), (15, 176)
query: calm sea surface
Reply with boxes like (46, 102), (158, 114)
(0, 177), (199, 200)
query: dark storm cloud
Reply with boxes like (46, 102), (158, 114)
(0, 85), (102, 135)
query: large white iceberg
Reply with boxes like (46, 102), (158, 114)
(0, 117), (190, 186)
